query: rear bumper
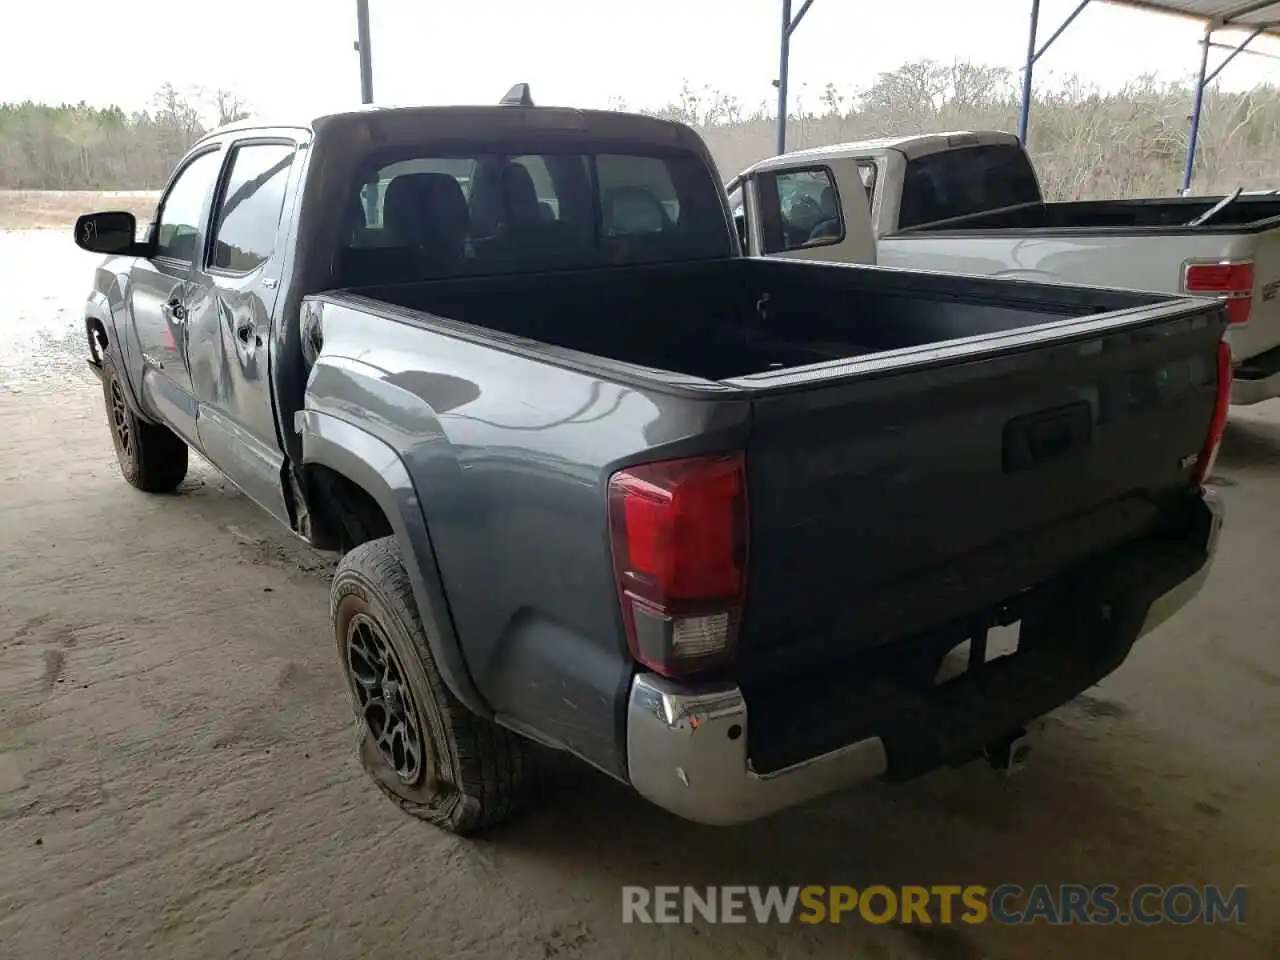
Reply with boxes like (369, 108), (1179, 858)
(1231, 341), (1280, 405)
(624, 490), (1224, 827)
(1134, 488), (1223, 638)
(1231, 371), (1280, 405)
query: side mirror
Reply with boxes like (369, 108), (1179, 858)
(73, 211), (147, 256)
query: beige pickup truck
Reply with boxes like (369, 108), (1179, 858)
(727, 130), (1280, 405)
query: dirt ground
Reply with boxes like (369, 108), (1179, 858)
(1, 222), (1279, 959)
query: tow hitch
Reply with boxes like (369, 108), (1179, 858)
(984, 726), (1035, 776)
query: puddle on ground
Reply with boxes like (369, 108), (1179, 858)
(0, 230), (103, 389)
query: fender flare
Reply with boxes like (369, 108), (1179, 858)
(299, 408), (492, 718)
(85, 289), (153, 422)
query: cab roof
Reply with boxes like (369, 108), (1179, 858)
(738, 130), (1021, 177)
(196, 103), (704, 153)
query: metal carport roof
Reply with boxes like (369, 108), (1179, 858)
(769, 1), (1280, 192)
(1109, 1), (1280, 35)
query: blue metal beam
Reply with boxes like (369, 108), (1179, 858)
(776, 0), (817, 154)
(1018, 0), (1040, 144)
(1033, 0), (1092, 65)
(1019, 0), (1092, 144)
(1181, 25), (1266, 193)
(1207, 24), (1266, 83)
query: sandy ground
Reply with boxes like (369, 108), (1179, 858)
(0, 190), (159, 231)
(1, 223), (1279, 959)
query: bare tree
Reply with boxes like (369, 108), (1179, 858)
(2, 64), (1279, 198)
(212, 88), (251, 127)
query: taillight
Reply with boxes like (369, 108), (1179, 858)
(607, 453), (748, 679)
(1183, 260), (1254, 325)
(1192, 341), (1233, 487)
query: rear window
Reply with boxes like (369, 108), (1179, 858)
(898, 144), (1040, 229)
(339, 148), (730, 285)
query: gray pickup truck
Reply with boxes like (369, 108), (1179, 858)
(74, 93), (1228, 836)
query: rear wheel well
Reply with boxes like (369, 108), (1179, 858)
(300, 464), (394, 553)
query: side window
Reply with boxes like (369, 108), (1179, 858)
(208, 142), (296, 273)
(154, 149), (224, 263)
(757, 167), (843, 254)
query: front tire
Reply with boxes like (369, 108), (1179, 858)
(331, 536), (530, 836)
(101, 353), (188, 493)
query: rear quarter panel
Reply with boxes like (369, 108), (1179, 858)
(1230, 226), (1280, 364)
(304, 298), (751, 778)
(878, 230), (1280, 364)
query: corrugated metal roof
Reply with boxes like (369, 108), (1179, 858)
(1107, 0), (1280, 36)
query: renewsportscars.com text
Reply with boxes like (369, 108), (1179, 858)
(621, 884), (1247, 926)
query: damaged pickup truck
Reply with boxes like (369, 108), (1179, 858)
(75, 91), (1227, 835)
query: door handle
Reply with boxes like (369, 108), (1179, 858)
(164, 298), (187, 322)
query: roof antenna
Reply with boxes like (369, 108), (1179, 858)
(500, 83), (534, 107)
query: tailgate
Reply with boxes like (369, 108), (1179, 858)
(733, 304), (1224, 684)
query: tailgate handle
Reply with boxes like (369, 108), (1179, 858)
(1003, 401), (1092, 473)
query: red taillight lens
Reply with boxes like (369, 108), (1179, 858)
(608, 453), (748, 678)
(1192, 341), (1233, 487)
(1183, 260), (1254, 325)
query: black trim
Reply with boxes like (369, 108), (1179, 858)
(1235, 339), (1280, 381)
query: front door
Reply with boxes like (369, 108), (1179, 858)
(128, 147), (225, 442)
(186, 138), (299, 524)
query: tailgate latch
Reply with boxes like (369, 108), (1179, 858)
(1003, 400), (1093, 473)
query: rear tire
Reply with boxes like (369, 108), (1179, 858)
(101, 352), (188, 493)
(331, 536), (531, 836)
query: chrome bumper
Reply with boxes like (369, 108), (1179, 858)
(1231, 370), (1280, 405)
(625, 490), (1225, 827)
(626, 675), (887, 826)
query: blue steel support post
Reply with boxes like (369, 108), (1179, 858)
(1182, 24), (1266, 194)
(1018, 0), (1041, 144)
(356, 0), (374, 105)
(775, 0), (816, 155)
(776, 0), (791, 155)
(1019, 0), (1091, 145)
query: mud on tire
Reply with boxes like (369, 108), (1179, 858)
(101, 352), (188, 493)
(331, 536), (531, 836)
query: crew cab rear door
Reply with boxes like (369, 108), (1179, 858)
(185, 133), (304, 524)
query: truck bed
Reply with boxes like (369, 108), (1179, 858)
(349, 257), (1167, 382)
(901, 195), (1280, 235)
(324, 257), (1224, 695)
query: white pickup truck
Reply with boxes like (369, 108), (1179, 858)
(726, 130), (1280, 404)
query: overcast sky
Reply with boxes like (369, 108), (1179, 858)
(4, 0), (1279, 118)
